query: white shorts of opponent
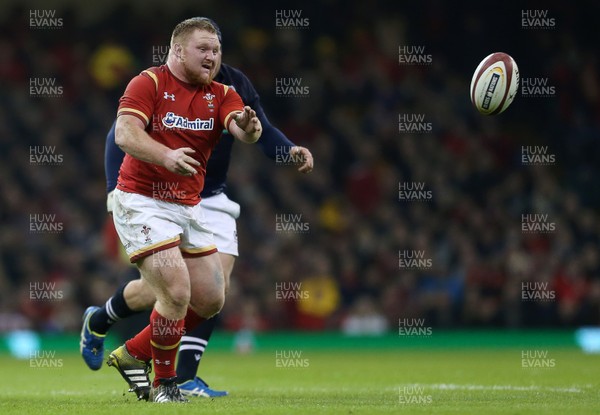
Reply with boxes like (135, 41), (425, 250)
(199, 192), (240, 257)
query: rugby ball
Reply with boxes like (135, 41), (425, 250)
(470, 52), (519, 115)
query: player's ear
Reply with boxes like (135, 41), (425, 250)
(172, 43), (183, 60)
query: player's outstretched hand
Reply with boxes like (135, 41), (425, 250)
(291, 146), (314, 173)
(234, 106), (262, 136)
(163, 147), (201, 176)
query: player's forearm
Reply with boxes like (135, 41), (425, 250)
(250, 104), (295, 158)
(114, 116), (171, 167)
(256, 123), (296, 160)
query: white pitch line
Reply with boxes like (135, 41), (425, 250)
(400, 383), (587, 393)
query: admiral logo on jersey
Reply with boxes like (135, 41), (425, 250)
(162, 112), (214, 131)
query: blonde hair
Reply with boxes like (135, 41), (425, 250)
(170, 17), (218, 47)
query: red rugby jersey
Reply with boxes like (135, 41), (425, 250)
(116, 65), (243, 205)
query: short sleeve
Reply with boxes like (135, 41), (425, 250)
(220, 85), (245, 131)
(117, 71), (158, 126)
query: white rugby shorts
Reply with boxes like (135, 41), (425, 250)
(200, 192), (240, 257)
(112, 189), (217, 263)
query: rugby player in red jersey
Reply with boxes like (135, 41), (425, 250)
(105, 18), (261, 403)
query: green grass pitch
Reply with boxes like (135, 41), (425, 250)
(1, 339), (598, 415)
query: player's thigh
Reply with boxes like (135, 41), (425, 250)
(184, 252), (225, 315)
(138, 246), (190, 307)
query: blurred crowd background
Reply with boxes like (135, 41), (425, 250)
(1, 0), (599, 336)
